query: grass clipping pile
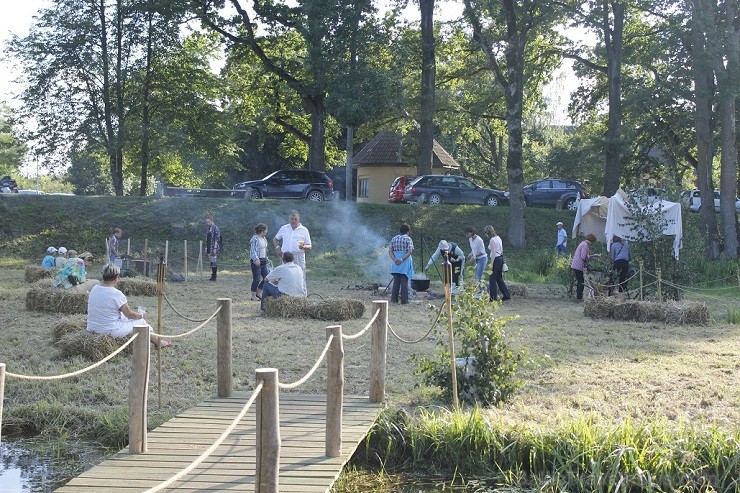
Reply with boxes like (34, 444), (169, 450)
(25, 265), (56, 283)
(263, 296), (365, 321)
(117, 278), (157, 297)
(26, 283), (88, 314)
(584, 297), (710, 325)
(52, 315), (133, 360)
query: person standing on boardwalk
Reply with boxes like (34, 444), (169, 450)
(273, 210), (312, 275)
(555, 221), (567, 254)
(205, 215), (221, 281)
(484, 225), (511, 302)
(388, 222), (414, 304)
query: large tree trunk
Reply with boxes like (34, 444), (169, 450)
(114, 0), (125, 196)
(99, 0), (122, 195)
(690, 0), (721, 259)
(602, 0), (624, 197)
(307, 99), (327, 172)
(139, 8), (154, 196)
(417, 0), (435, 176)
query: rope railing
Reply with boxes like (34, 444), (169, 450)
(277, 335), (334, 390)
(387, 302), (444, 344)
(162, 292), (211, 322)
(150, 304), (222, 340)
(142, 380), (264, 493)
(5, 334), (139, 381)
(341, 308), (380, 340)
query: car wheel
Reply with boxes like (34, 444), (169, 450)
(485, 195), (499, 207)
(564, 198), (577, 211)
(248, 188), (262, 200)
(306, 190), (324, 201)
(428, 193), (442, 205)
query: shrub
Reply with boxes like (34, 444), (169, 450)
(413, 286), (523, 406)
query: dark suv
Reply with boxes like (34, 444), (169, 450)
(233, 169), (335, 201)
(523, 178), (587, 210)
(403, 175), (509, 206)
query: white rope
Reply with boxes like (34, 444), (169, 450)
(277, 335), (334, 389)
(143, 380), (264, 493)
(162, 293), (210, 322)
(151, 305), (221, 340)
(5, 334), (139, 381)
(388, 321), (438, 344)
(341, 309), (380, 340)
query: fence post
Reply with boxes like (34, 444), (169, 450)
(656, 267), (662, 302)
(129, 325), (151, 454)
(0, 363), (5, 446)
(144, 239), (149, 276)
(326, 325), (344, 457)
(127, 238), (131, 256)
(255, 368), (280, 493)
(217, 298), (233, 398)
(165, 240), (169, 266)
(639, 261), (644, 301)
(369, 300), (388, 403)
(198, 240), (203, 277)
(184, 240), (188, 282)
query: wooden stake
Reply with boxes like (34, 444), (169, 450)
(656, 267), (662, 302)
(639, 261), (644, 301)
(156, 258), (165, 409)
(444, 260), (459, 409)
(184, 240), (188, 282)
(0, 363), (5, 446)
(217, 298), (233, 398)
(326, 325), (344, 457)
(369, 300), (388, 403)
(129, 325), (150, 454)
(255, 368), (280, 493)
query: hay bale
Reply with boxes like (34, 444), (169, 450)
(25, 265), (56, 283)
(584, 298), (709, 325)
(583, 298), (615, 318)
(611, 299), (642, 321)
(263, 296), (365, 321)
(663, 300), (710, 325)
(117, 278), (157, 297)
(26, 287), (88, 314)
(55, 331), (133, 360)
(507, 282), (527, 298)
(52, 315), (87, 343)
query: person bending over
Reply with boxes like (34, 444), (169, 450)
(86, 262), (171, 347)
(261, 251), (307, 311)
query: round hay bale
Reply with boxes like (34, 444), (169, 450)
(507, 282), (527, 298)
(52, 315), (87, 343)
(263, 296), (365, 320)
(55, 331), (132, 360)
(25, 265), (56, 283)
(117, 278), (158, 297)
(26, 287), (88, 314)
(583, 298), (615, 319)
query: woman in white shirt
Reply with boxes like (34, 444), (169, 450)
(484, 225), (511, 302)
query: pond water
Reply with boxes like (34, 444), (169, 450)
(0, 437), (108, 492)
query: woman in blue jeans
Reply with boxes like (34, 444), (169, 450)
(249, 223), (270, 300)
(465, 226), (488, 294)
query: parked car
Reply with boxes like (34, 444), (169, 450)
(233, 169), (335, 201)
(389, 175), (416, 203)
(17, 189), (47, 195)
(683, 189), (740, 213)
(403, 175), (509, 206)
(523, 178), (588, 210)
(0, 175), (18, 193)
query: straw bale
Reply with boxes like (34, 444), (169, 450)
(26, 287), (88, 314)
(55, 330), (133, 361)
(52, 315), (87, 343)
(583, 298), (615, 318)
(507, 282), (527, 298)
(263, 296), (365, 321)
(584, 297), (709, 325)
(117, 278), (158, 297)
(25, 265), (56, 283)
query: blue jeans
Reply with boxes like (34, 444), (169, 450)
(475, 256), (488, 288)
(260, 282), (282, 310)
(250, 258), (269, 292)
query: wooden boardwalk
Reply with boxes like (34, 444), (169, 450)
(57, 392), (383, 492)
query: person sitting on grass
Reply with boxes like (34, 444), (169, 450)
(52, 251), (100, 292)
(261, 251), (307, 311)
(86, 262), (172, 348)
(41, 246), (58, 269)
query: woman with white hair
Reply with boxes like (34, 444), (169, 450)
(86, 262), (171, 347)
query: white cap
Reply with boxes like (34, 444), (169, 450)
(556, 221), (563, 226)
(438, 240), (450, 251)
(58, 247), (68, 254)
(47, 246), (58, 253)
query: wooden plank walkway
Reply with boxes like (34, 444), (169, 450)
(57, 392), (383, 492)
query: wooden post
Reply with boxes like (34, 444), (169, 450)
(445, 260), (459, 409)
(143, 239), (149, 276)
(198, 240), (203, 277)
(326, 325), (344, 457)
(369, 300), (388, 403)
(217, 298), (233, 398)
(0, 363), (5, 446)
(255, 368), (280, 493)
(127, 238), (131, 256)
(184, 240), (188, 282)
(639, 261), (644, 301)
(164, 240), (169, 266)
(156, 258), (165, 409)
(129, 325), (151, 454)
(656, 267), (662, 302)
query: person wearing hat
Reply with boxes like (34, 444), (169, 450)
(52, 251), (100, 291)
(555, 222), (567, 254)
(55, 247), (68, 268)
(571, 233), (599, 301)
(42, 247), (58, 269)
(424, 239), (465, 291)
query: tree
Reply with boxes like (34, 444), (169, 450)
(0, 104), (27, 176)
(417, 0), (436, 176)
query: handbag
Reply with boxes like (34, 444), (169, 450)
(502, 262), (509, 272)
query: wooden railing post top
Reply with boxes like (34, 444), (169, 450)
(372, 300), (389, 305)
(217, 298), (232, 303)
(255, 367), (278, 375)
(0, 363), (5, 370)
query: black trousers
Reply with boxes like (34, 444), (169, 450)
(573, 268), (585, 300)
(614, 259), (629, 292)
(489, 256), (511, 301)
(391, 273), (409, 304)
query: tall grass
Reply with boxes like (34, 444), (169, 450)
(362, 409), (740, 492)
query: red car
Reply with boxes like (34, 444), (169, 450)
(388, 175), (416, 203)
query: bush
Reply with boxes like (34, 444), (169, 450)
(413, 286), (523, 406)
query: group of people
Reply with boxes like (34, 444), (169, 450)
(388, 223), (511, 304)
(41, 246), (69, 270)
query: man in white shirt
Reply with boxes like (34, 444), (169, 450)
(273, 210), (312, 274)
(261, 251), (308, 311)
(556, 221), (567, 254)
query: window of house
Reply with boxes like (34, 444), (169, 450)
(358, 178), (369, 197)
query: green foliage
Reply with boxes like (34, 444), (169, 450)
(66, 150), (114, 196)
(413, 286), (523, 406)
(0, 103), (27, 175)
